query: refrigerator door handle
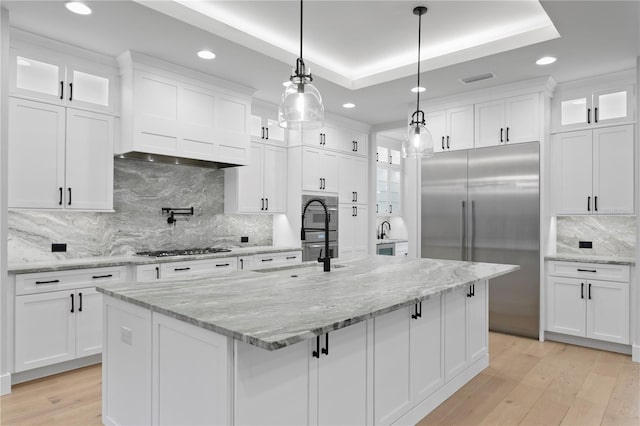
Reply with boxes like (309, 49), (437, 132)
(461, 200), (467, 261)
(469, 200), (475, 262)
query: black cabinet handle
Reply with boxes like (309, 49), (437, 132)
(79, 292), (83, 312)
(92, 274), (113, 279)
(441, 136), (445, 150)
(594, 196), (598, 212)
(354, 206), (358, 217)
(321, 333), (329, 356)
(69, 82), (73, 101)
(472, 284), (475, 296)
(70, 293), (74, 313)
(506, 127), (509, 142)
(389, 204), (392, 214)
(155, 266), (160, 279)
(354, 140), (358, 151)
(577, 268), (597, 273)
(261, 198), (264, 211)
(313, 335), (320, 358)
(68, 188), (72, 206)
(261, 127), (264, 139)
(322, 178), (326, 190)
(60, 81), (64, 100)
(376, 204), (379, 213)
(59, 187), (63, 205)
(581, 282), (584, 299)
(587, 108), (591, 124)
(500, 128), (503, 143)
(467, 285), (473, 297)
(355, 192), (358, 202)
(240, 258), (244, 270)
(261, 258), (273, 262)
(376, 152), (379, 162)
(352, 206), (355, 217)
(411, 302), (422, 319)
(319, 178), (323, 190)
(446, 135), (450, 149)
(265, 127), (269, 139)
(588, 283), (592, 300)
(265, 198), (269, 211)
(36, 279), (60, 285)
(286, 256), (297, 259)
(594, 107), (598, 123)
(587, 196), (591, 212)
(174, 267), (191, 271)
(216, 263), (230, 267)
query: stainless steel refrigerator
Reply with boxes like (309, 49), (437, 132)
(421, 142), (540, 338)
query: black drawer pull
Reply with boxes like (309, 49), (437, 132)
(92, 274), (113, 279)
(261, 258), (274, 262)
(35, 279), (60, 285)
(174, 267), (191, 271)
(79, 292), (83, 312)
(577, 268), (597, 273)
(70, 293), (74, 313)
(216, 263), (230, 267)
(286, 256), (297, 260)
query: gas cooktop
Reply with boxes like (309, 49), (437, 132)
(136, 247), (233, 257)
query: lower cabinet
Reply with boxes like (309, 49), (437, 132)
(547, 261), (630, 345)
(159, 257), (237, 278)
(15, 287), (102, 372)
(237, 251), (302, 271)
(339, 204), (369, 257)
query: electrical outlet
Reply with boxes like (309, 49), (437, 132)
(52, 243), (67, 252)
(120, 327), (133, 345)
(579, 241), (593, 249)
(241, 236), (249, 243)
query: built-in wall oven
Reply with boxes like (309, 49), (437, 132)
(301, 195), (338, 261)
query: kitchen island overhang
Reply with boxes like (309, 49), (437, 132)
(97, 255), (518, 425)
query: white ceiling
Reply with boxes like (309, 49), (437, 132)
(3, 1), (639, 127)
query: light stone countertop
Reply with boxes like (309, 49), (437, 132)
(7, 246), (302, 274)
(375, 239), (408, 245)
(96, 255), (519, 351)
(544, 253), (635, 266)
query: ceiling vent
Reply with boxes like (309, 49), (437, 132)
(460, 73), (495, 84)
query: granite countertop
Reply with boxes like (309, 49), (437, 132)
(375, 239), (408, 245)
(7, 246), (302, 274)
(544, 253), (635, 266)
(96, 255), (518, 351)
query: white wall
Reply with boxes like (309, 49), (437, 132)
(1, 7), (10, 395)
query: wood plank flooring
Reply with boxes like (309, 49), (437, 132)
(1, 333), (638, 425)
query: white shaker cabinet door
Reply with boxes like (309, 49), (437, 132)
(75, 288), (103, 357)
(352, 205), (369, 255)
(444, 286), (468, 381)
(467, 281), (488, 364)
(411, 295), (444, 403)
(302, 147), (324, 191)
(592, 125), (634, 214)
(446, 105), (474, 151)
(547, 276), (586, 337)
(586, 280), (630, 344)
(338, 205), (355, 256)
(262, 144), (287, 213)
(505, 93), (539, 144)
(8, 97), (66, 209)
(65, 108), (114, 210)
(15, 291), (75, 372)
(474, 99), (505, 148)
(551, 130), (593, 214)
(322, 151), (340, 193)
(426, 109), (447, 153)
(236, 142), (265, 213)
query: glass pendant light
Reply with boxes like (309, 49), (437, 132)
(278, 0), (324, 130)
(402, 6), (434, 158)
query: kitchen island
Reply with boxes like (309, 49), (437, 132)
(97, 255), (518, 426)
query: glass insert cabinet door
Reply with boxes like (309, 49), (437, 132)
(12, 53), (65, 102)
(556, 85), (634, 131)
(388, 169), (401, 215)
(376, 166), (388, 214)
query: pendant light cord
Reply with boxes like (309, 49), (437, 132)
(416, 11), (422, 113)
(300, 0), (303, 60)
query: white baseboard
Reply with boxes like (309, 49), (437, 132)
(12, 354), (101, 385)
(393, 354), (490, 426)
(545, 332), (632, 355)
(633, 345), (640, 363)
(0, 372), (12, 395)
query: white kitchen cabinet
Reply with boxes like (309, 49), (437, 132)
(339, 204), (368, 257)
(546, 261), (630, 345)
(338, 154), (368, 205)
(292, 121), (368, 156)
(10, 44), (118, 114)
(444, 282), (487, 381)
(350, 129), (368, 156)
(243, 251), (302, 271)
(225, 142), (287, 213)
(553, 84), (634, 132)
(8, 97), (114, 210)
(374, 296), (443, 424)
(135, 264), (160, 282)
(552, 125), (634, 214)
(118, 52), (251, 165)
(475, 94), (539, 147)
(302, 147), (339, 193)
(15, 288), (102, 372)
(376, 146), (401, 166)
(376, 166), (401, 216)
(250, 113), (285, 144)
(159, 257), (238, 279)
(427, 105), (474, 153)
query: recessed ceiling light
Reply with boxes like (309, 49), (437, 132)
(65, 2), (92, 15)
(536, 56), (556, 65)
(197, 50), (216, 60)
(342, 103), (356, 109)
(411, 86), (426, 93)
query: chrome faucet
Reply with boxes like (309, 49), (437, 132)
(301, 198), (331, 272)
(379, 220), (391, 239)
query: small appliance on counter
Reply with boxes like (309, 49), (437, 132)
(301, 195), (338, 261)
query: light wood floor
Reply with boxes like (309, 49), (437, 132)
(0, 333), (638, 425)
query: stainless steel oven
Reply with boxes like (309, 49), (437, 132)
(301, 195), (338, 261)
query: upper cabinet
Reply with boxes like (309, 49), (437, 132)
(376, 140), (402, 217)
(475, 94), (539, 148)
(250, 114), (285, 144)
(426, 105), (474, 153)
(291, 121), (369, 157)
(551, 125), (634, 215)
(552, 74), (635, 133)
(117, 51), (253, 166)
(10, 41), (119, 115)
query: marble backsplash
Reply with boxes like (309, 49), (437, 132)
(556, 216), (635, 257)
(8, 159), (272, 262)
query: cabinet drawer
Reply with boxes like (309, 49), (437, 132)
(16, 266), (128, 295)
(251, 251), (302, 270)
(160, 257), (238, 278)
(547, 261), (630, 282)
